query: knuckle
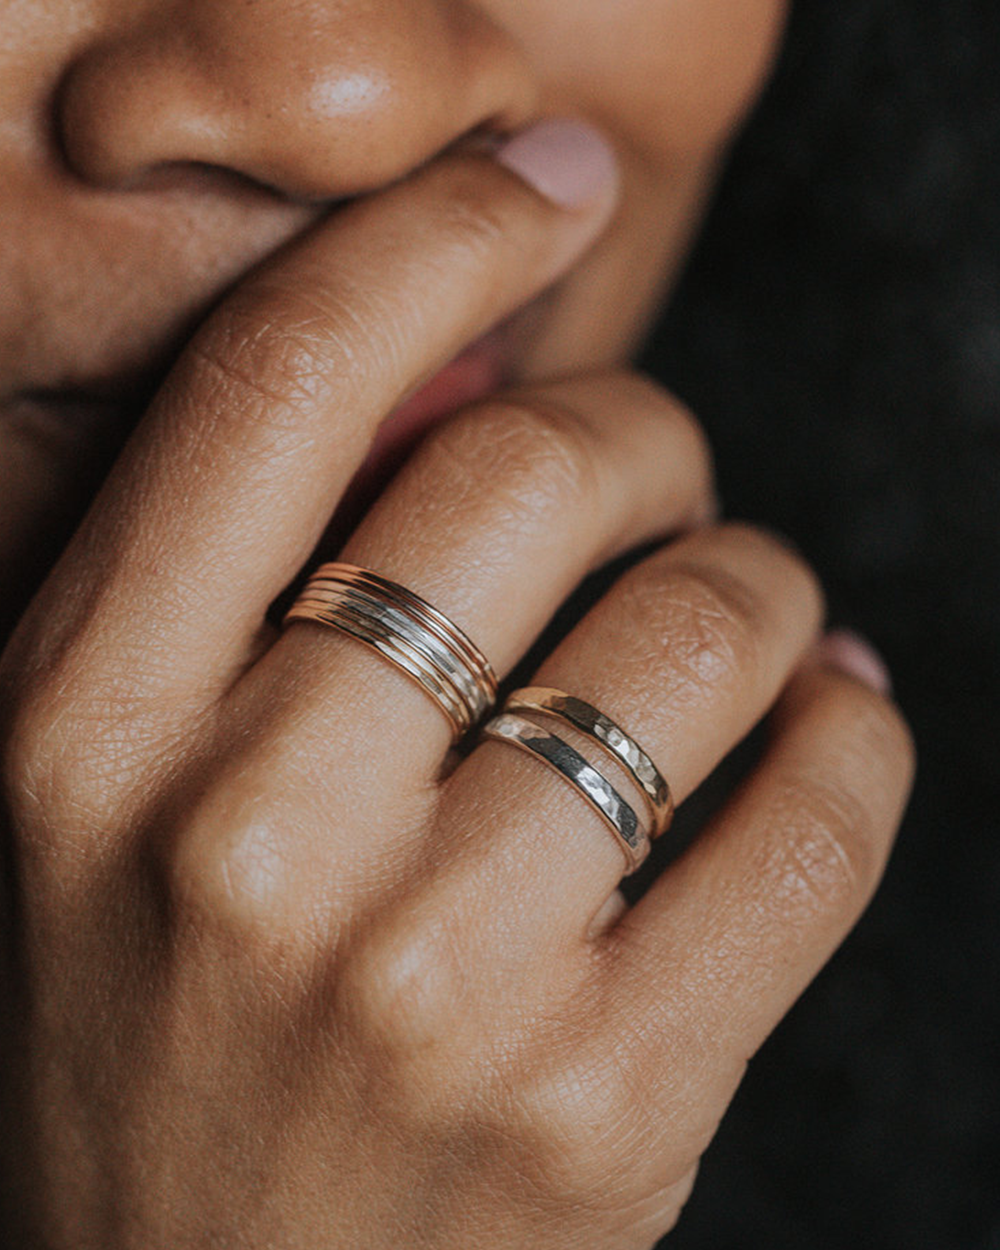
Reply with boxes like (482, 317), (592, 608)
(182, 298), (303, 417)
(626, 554), (767, 694)
(162, 791), (313, 952)
(621, 372), (715, 474)
(176, 283), (376, 440)
(334, 909), (468, 1088)
(437, 394), (605, 524)
(0, 663), (142, 845)
(763, 774), (882, 925)
(504, 1048), (662, 1214)
(706, 520), (825, 615)
(622, 519), (826, 694)
(758, 673), (916, 930)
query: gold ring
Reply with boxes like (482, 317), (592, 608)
(283, 563), (498, 741)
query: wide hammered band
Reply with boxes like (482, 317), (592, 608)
(480, 688), (675, 875)
(283, 563), (498, 741)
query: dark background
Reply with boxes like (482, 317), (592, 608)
(637, 1), (999, 1246)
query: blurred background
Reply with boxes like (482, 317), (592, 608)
(637, 1), (999, 1246)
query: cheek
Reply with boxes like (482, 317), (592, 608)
(512, 0), (789, 165)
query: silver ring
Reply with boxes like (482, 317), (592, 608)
(502, 687), (674, 838)
(480, 711), (650, 874)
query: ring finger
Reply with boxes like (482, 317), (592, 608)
(432, 522), (825, 936)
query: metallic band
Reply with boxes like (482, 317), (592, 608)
(503, 687), (674, 839)
(283, 563), (498, 740)
(480, 711), (650, 874)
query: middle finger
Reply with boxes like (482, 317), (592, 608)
(227, 371), (714, 878)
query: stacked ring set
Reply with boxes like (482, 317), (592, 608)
(285, 562), (674, 875)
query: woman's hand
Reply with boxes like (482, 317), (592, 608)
(0, 127), (915, 1248)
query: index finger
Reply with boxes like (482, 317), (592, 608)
(14, 122), (618, 713)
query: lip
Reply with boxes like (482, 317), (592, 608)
(5, 283), (552, 548)
(364, 325), (511, 472)
(1, 389), (128, 464)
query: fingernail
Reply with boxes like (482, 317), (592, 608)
(816, 629), (893, 697)
(495, 119), (619, 209)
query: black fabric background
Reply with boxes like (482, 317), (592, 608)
(634, 1), (1000, 1246)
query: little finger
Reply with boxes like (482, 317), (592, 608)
(591, 647), (915, 1158)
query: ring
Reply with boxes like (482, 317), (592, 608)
(503, 688), (675, 838)
(283, 563), (498, 741)
(480, 688), (674, 875)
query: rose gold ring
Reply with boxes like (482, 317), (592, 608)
(283, 563), (498, 742)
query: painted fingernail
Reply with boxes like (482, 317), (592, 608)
(496, 119), (619, 209)
(816, 628), (893, 697)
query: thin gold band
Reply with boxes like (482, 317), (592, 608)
(283, 563), (498, 740)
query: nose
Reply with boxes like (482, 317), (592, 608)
(57, 0), (538, 199)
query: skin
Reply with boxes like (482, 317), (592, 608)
(0, 2), (916, 1247)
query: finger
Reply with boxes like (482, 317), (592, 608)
(597, 652), (915, 1148)
(7, 123), (618, 743)
(199, 372), (715, 894)
(431, 522), (825, 936)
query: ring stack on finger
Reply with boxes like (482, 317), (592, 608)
(283, 563), (498, 741)
(481, 687), (674, 874)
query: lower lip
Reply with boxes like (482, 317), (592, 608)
(3, 391), (125, 458)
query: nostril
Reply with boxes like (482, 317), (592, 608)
(55, 4), (538, 201)
(445, 120), (511, 158)
(55, 42), (219, 190)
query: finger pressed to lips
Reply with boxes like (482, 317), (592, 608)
(4, 135), (618, 802)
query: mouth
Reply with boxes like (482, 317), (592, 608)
(2, 283), (551, 586)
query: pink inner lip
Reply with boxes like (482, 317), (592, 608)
(347, 326), (511, 502)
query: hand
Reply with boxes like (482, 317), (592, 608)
(0, 129), (915, 1248)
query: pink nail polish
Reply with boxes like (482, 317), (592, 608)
(817, 629), (893, 697)
(495, 119), (619, 209)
